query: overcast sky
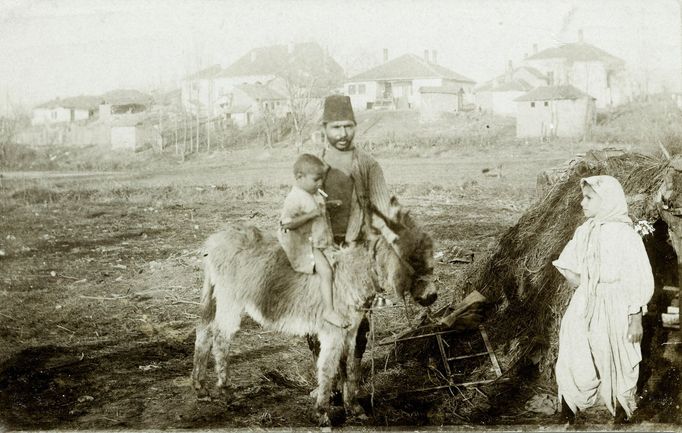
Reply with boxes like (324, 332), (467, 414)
(0, 0), (680, 115)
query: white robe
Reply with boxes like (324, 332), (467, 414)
(553, 221), (654, 417)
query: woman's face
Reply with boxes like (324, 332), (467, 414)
(581, 184), (602, 218)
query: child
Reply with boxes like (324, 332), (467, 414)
(553, 175), (654, 424)
(278, 153), (349, 329)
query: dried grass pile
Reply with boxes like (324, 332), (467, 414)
(436, 151), (668, 417)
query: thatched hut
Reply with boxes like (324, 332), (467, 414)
(410, 150), (681, 422)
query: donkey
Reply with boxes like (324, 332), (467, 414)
(191, 198), (437, 425)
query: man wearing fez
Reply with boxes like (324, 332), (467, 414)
(307, 95), (393, 373)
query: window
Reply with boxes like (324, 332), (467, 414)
(544, 101), (549, 107)
(348, 85), (356, 95)
(358, 84), (366, 94)
(530, 102), (535, 108)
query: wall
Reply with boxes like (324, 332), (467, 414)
(31, 107), (90, 126)
(411, 78), (444, 109)
(491, 91), (525, 116)
(419, 92), (459, 122)
(516, 97), (594, 138)
(345, 81), (378, 111)
(17, 123), (109, 146)
(111, 126), (137, 150)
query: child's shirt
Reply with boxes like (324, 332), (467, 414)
(278, 185), (333, 274)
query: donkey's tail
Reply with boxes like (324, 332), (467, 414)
(198, 268), (216, 325)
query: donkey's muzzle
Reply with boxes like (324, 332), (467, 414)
(416, 292), (437, 307)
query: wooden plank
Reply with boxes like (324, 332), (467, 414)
(479, 325), (503, 378)
(407, 377), (511, 393)
(447, 352), (488, 361)
(436, 334), (452, 377)
(376, 329), (461, 346)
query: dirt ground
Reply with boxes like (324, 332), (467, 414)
(0, 143), (679, 430)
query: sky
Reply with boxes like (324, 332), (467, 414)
(0, 0), (680, 116)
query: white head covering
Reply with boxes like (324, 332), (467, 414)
(580, 175), (631, 225)
(578, 175), (631, 321)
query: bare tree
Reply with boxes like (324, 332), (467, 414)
(284, 76), (321, 152)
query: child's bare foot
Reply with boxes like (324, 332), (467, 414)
(323, 309), (349, 328)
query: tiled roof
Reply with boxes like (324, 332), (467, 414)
(183, 64), (223, 80)
(236, 84), (286, 100)
(218, 42), (344, 85)
(526, 42), (623, 66)
(101, 89), (153, 106)
(348, 54), (475, 83)
(36, 95), (101, 110)
(515, 85), (594, 102)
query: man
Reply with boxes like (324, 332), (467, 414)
(307, 94), (393, 372)
(320, 95), (392, 247)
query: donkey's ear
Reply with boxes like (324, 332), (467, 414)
(387, 196), (401, 220)
(370, 203), (403, 234)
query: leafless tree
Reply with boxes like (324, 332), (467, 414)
(284, 75), (322, 152)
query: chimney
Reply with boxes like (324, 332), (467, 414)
(506, 60), (513, 81)
(578, 29), (584, 43)
(532, 44), (538, 54)
(431, 49), (438, 64)
(383, 48), (389, 63)
(423, 49), (429, 63)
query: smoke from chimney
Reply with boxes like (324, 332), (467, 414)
(383, 48), (388, 63)
(423, 49), (429, 63)
(532, 44), (538, 54)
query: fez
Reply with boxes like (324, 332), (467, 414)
(322, 95), (356, 124)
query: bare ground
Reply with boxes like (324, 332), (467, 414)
(0, 144), (679, 430)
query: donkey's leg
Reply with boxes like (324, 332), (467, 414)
(191, 276), (217, 398)
(315, 330), (344, 426)
(343, 321), (367, 419)
(212, 298), (242, 392)
(191, 321), (213, 398)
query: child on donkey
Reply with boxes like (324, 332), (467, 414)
(278, 153), (349, 329)
(553, 175), (654, 425)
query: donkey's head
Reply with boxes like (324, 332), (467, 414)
(368, 197), (437, 307)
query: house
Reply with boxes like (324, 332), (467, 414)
(419, 86), (465, 122)
(31, 95), (100, 126)
(98, 89), (153, 123)
(515, 85), (596, 138)
(475, 63), (548, 116)
(222, 83), (288, 127)
(180, 64), (223, 117)
(181, 43), (344, 118)
(523, 31), (630, 109)
(344, 52), (476, 111)
(110, 115), (160, 151)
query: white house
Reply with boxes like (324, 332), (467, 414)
(344, 52), (475, 111)
(31, 96), (100, 126)
(515, 85), (596, 138)
(223, 84), (288, 127)
(181, 42), (344, 119)
(523, 32), (630, 109)
(476, 64), (548, 116)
